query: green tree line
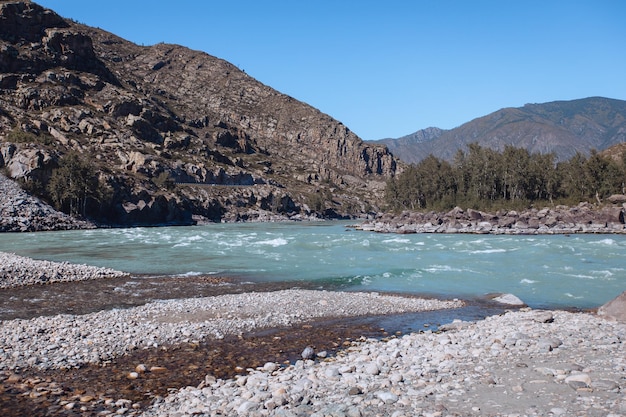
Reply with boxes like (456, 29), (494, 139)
(385, 144), (626, 212)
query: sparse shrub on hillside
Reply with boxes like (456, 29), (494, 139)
(6, 128), (55, 146)
(152, 171), (175, 190)
(307, 190), (332, 212)
(16, 176), (46, 197)
(47, 152), (103, 217)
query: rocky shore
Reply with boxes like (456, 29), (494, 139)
(0, 251), (128, 288)
(0, 254), (624, 416)
(143, 309), (626, 417)
(0, 290), (464, 372)
(354, 202), (626, 234)
(0, 173), (95, 232)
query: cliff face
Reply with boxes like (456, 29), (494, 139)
(0, 1), (397, 225)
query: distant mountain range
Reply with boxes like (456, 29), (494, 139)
(371, 97), (626, 163)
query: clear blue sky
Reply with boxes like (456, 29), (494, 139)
(35, 1), (626, 140)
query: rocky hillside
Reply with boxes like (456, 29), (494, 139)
(372, 97), (626, 164)
(0, 1), (397, 226)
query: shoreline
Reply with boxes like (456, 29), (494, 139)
(143, 309), (626, 417)
(1, 252), (624, 416)
(1, 293), (623, 416)
(0, 251), (128, 289)
(353, 204), (626, 235)
(0, 289), (465, 372)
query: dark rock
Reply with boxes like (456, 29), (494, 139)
(355, 204), (626, 235)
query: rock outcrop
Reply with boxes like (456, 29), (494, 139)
(0, 1), (398, 226)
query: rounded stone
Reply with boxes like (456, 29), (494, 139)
(301, 346), (315, 360)
(365, 363), (380, 375)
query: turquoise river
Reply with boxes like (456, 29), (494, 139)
(1, 221), (625, 309)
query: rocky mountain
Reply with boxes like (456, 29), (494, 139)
(0, 1), (398, 226)
(372, 97), (626, 164)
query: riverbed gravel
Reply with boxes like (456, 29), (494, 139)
(141, 309), (626, 417)
(0, 251), (128, 288)
(0, 290), (464, 372)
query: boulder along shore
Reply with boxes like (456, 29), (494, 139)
(355, 203), (626, 234)
(0, 253), (624, 416)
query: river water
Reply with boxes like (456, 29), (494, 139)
(1, 221), (624, 310)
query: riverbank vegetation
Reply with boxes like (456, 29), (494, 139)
(385, 144), (626, 212)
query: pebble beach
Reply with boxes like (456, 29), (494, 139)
(0, 251), (624, 416)
(0, 251), (128, 289)
(143, 310), (626, 417)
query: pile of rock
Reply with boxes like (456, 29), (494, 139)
(0, 251), (127, 288)
(0, 173), (95, 232)
(356, 203), (626, 234)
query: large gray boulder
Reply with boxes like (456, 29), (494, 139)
(597, 291), (626, 322)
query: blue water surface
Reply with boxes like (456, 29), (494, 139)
(0, 221), (624, 309)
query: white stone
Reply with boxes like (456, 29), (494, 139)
(492, 293), (525, 305)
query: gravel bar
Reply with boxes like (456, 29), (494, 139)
(0, 251), (128, 289)
(141, 309), (626, 417)
(0, 290), (463, 371)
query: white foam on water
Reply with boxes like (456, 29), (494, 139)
(520, 278), (537, 284)
(177, 271), (203, 277)
(565, 292), (583, 299)
(568, 274), (597, 280)
(590, 270), (616, 280)
(255, 238), (289, 247)
(593, 238), (617, 246)
(466, 248), (507, 254)
(382, 237), (411, 244)
(218, 239), (245, 247)
(468, 238), (487, 245)
(424, 265), (463, 273)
